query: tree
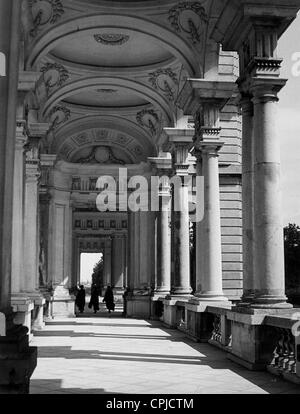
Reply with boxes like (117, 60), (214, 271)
(91, 257), (104, 292)
(284, 223), (300, 305)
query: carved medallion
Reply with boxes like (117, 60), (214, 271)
(136, 109), (160, 136)
(48, 105), (71, 130)
(40, 63), (69, 93)
(148, 68), (178, 101)
(94, 34), (130, 46)
(168, 2), (208, 44)
(29, 0), (65, 37)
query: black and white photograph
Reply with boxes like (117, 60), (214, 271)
(1, 0), (300, 400)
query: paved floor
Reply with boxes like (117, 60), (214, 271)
(30, 315), (300, 394)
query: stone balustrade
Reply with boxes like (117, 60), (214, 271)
(265, 315), (300, 384)
(161, 300), (300, 384)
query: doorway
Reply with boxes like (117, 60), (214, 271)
(80, 252), (103, 287)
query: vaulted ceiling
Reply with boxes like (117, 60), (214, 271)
(21, 0), (227, 165)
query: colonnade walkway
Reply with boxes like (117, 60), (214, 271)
(30, 316), (300, 394)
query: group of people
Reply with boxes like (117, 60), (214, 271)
(75, 284), (115, 315)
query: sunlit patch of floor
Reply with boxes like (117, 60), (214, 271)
(30, 317), (300, 394)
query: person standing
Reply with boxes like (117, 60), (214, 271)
(89, 284), (100, 314)
(103, 286), (115, 314)
(75, 285), (86, 314)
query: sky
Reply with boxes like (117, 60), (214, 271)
(278, 13), (300, 226)
(80, 253), (102, 285)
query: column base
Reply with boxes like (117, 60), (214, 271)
(171, 287), (193, 296)
(162, 297), (190, 328)
(50, 285), (75, 319)
(150, 296), (165, 320)
(194, 293), (229, 302)
(250, 294), (293, 309)
(154, 288), (171, 296)
(0, 322), (37, 394)
(126, 294), (151, 319)
(11, 295), (34, 336)
(26, 292), (46, 330)
(239, 290), (255, 306)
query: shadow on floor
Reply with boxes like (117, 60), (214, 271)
(34, 330), (173, 340)
(30, 379), (120, 394)
(32, 319), (300, 394)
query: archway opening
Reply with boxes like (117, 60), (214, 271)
(80, 252), (103, 287)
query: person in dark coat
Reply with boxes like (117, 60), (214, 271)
(89, 284), (100, 314)
(75, 285), (86, 313)
(103, 286), (115, 314)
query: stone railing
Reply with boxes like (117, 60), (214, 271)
(265, 316), (300, 384)
(206, 307), (232, 350)
(162, 300), (300, 384)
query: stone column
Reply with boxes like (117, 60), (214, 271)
(39, 154), (56, 291)
(24, 146), (41, 294)
(104, 238), (112, 288)
(10, 123), (35, 333)
(251, 79), (291, 308)
(156, 175), (171, 295)
(193, 150), (205, 296)
(0, 0), (37, 394)
(174, 81), (236, 304)
(0, 0), (20, 319)
(11, 123), (27, 294)
(112, 234), (125, 295)
(148, 156), (172, 296)
(239, 95), (255, 304)
(164, 129), (194, 297)
(197, 140), (227, 301)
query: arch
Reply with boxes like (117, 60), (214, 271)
(42, 76), (175, 124)
(26, 14), (201, 76)
(53, 115), (158, 158)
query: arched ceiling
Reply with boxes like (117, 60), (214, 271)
(22, 0), (220, 165)
(51, 30), (174, 69)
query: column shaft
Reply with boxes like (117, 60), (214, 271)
(195, 157), (205, 294)
(241, 97), (255, 303)
(172, 180), (192, 295)
(156, 196), (171, 294)
(251, 86), (290, 308)
(0, 0), (21, 315)
(197, 147), (226, 300)
(24, 163), (40, 293)
(104, 239), (112, 287)
(11, 126), (26, 293)
(112, 235), (125, 290)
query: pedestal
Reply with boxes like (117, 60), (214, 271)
(0, 325), (37, 394)
(126, 293), (151, 319)
(11, 296), (34, 338)
(50, 285), (75, 319)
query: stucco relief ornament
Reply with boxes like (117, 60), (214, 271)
(94, 34), (130, 46)
(148, 68), (179, 101)
(136, 109), (159, 136)
(168, 2), (208, 44)
(48, 105), (71, 130)
(40, 63), (69, 93)
(78, 146), (125, 165)
(29, 0), (65, 37)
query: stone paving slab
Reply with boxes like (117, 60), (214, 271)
(30, 316), (300, 394)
